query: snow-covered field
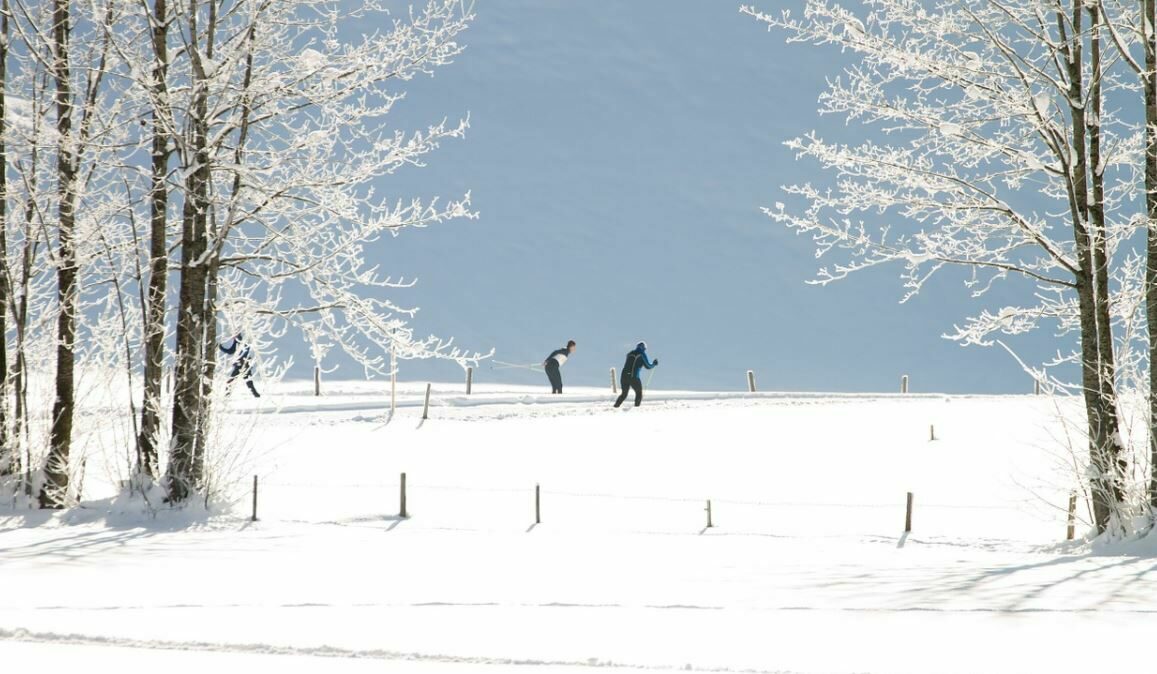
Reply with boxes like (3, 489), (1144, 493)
(3, 381), (1155, 673)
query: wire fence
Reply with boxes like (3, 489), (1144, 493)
(248, 473), (1078, 542)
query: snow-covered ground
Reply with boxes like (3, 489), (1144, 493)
(3, 381), (1154, 673)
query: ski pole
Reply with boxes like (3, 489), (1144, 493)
(645, 366), (657, 390)
(490, 360), (543, 371)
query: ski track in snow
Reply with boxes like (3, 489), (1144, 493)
(0, 627), (782, 673)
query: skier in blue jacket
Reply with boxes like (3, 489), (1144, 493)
(220, 333), (260, 398)
(614, 341), (658, 408)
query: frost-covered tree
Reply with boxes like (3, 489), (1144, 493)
(0, 0), (137, 507)
(744, 0), (1141, 533)
(0, 0), (484, 509)
(32, 0), (127, 508)
(1093, 0), (1157, 510)
(103, 0), (485, 502)
(1140, 0), (1157, 512)
(0, 0), (12, 482)
(133, 0), (172, 482)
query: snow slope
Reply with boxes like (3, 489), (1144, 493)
(1, 382), (1150, 673)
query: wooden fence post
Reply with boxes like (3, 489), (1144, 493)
(901, 375), (909, 394)
(930, 425), (935, 441)
(400, 472), (408, 519)
(1067, 491), (1077, 541)
(314, 366), (321, 397)
(422, 383), (432, 420)
(611, 368), (617, 394)
(706, 500), (714, 528)
(251, 475), (259, 522)
(466, 367), (473, 395)
(747, 370), (756, 393)
(535, 484), (541, 525)
(905, 492), (913, 533)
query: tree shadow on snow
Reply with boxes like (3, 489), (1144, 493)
(895, 552), (1157, 614)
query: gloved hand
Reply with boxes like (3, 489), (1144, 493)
(653, 358), (659, 366)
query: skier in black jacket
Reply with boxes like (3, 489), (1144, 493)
(614, 341), (658, 408)
(220, 333), (260, 398)
(543, 340), (576, 394)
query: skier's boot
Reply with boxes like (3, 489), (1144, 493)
(247, 380), (261, 398)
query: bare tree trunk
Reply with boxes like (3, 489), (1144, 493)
(167, 0), (213, 502)
(1140, 0), (1157, 512)
(1060, 1), (1124, 533)
(1088, 4), (1126, 515)
(12, 235), (30, 492)
(191, 2), (223, 488)
(0, 0), (12, 479)
(137, 0), (171, 481)
(40, 0), (79, 509)
(192, 19), (256, 482)
(13, 96), (43, 495)
(193, 261), (218, 483)
(12, 226), (30, 488)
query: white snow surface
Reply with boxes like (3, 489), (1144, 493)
(3, 381), (1156, 673)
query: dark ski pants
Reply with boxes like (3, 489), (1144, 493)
(614, 376), (643, 407)
(227, 359), (260, 397)
(545, 361), (563, 394)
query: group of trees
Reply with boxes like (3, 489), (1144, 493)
(0, 0), (480, 509)
(745, 0), (1157, 535)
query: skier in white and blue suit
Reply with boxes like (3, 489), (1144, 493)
(220, 333), (260, 398)
(543, 340), (576, 394)
(614, 341), (658, 408)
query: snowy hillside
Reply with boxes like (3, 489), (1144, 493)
(4, 382), (1147, 673)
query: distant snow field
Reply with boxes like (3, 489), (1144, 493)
(3, 381), (1156, 673)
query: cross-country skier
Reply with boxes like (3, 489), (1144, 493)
(543, 340), (576, 394)
(614, 341), (658, 408)
(220, 333), (260, 398)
